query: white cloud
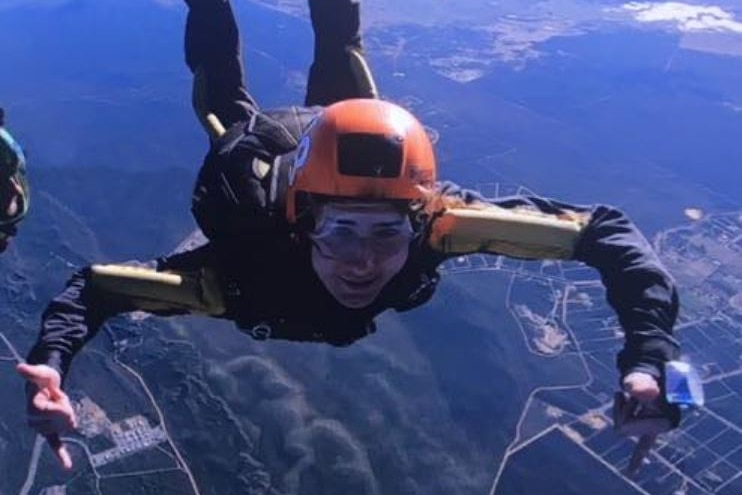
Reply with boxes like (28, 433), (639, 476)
(621, 2), (742, 33)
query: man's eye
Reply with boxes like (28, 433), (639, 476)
(331, 226), (356, 238)
(373, 228), (402, 239)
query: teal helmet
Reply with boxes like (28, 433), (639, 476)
(0, 118), (30, 232)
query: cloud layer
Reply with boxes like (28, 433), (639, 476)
(622, 2), (742, 33)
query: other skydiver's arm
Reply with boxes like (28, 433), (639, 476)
(184, 0), (257, 134)
(428, 183), (680, 380)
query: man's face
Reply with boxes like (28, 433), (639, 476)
(310, 201), (413, 309)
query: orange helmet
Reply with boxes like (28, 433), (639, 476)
(286, 99), (436, 223)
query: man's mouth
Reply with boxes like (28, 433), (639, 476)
(341, 277), (377, 290)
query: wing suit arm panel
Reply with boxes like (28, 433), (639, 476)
(26, 245), (226, 380)
(428, 183), (680, 378)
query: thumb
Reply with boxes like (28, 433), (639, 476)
(46, 434), (73, 471)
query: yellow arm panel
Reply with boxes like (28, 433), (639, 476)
(428, 206), (589, 260)
(89, 264), (226, 316)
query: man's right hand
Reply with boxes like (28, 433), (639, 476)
(16, 363), (77, 470)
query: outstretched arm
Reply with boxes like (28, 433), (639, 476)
(184, 0), (257, 133)
(22, 244), (227, 468)
(571, 203), (680, 380)
(26, 245), (226, 379)
(428, 184), (680, 383)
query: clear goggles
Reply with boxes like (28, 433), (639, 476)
(309, 217), (415, 262)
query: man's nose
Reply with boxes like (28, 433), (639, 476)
(345, 240), (377, 272)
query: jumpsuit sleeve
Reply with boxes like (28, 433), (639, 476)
(184, 0), (376, 114)
(184, 0), (257, 128)
(305, 0), (377, 106)
(25, 245), (221, 382)
(436, 182), (681, 379)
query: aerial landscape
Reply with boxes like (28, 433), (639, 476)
(1, 0), (741, 493)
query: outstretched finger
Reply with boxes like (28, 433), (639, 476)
(17, 363), (57, 387)
(17, 363), (64, 400)
(45, 434), (73, 471)
(17, 362), (44, 384)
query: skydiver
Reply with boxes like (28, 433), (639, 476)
(18, 0), (680, 471)
(0, 107), (30, 252)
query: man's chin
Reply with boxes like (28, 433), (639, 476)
(334, 288), (381, 309)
